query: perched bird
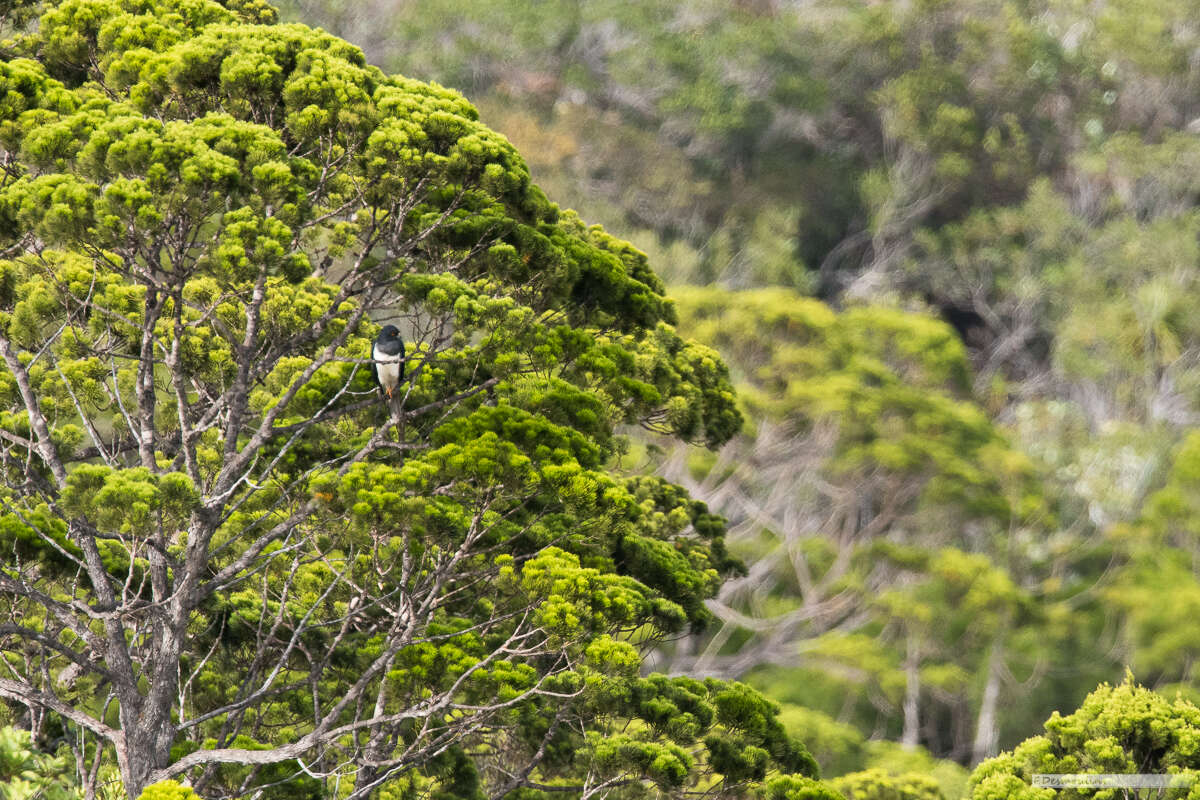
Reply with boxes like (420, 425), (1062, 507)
(372, 324), (406, 399)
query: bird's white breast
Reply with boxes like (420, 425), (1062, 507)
(373, 343), (402, 387)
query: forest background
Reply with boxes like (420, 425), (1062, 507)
(3, 0), (1200, 797)
(271, 0), (1200, 792)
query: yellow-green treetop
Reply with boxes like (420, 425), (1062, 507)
(0, 2), (823, 798)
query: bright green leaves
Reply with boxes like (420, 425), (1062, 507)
(615, 533), (718, 632)
(507, 548), (664, 638)
(96, 177), (162, 234)
(2, 260), (57, 347)
(1, 174), (95, 244)
(0, 0), (698, 340)
(0, 59), (79, 150)
(621, 473), (737, 592)
(1, 106), (304, 250)
(217, 46), (283, 110)
(602, 322), (739, 449)
(61, 464), (197, 535)
(19, 105), (106, 172)
(829, 769), (943, 800)
(362, 116), (439, 200)
(588, 734), (695, 789)
(213, 206), (306, 282)
(329, 459), (472, 539)
(0, 2), (749, 796)
(627, 674), (716, 743)
(0, 501), (77, 567)
(672, 285), (1020, 511)
(282, 47), (377, 144)
(2, 250), (134, 349)
(764, 775), (847, 800)
(142, 125), (237, 203)
(137, 780), (199, 800)
(394, 269), (738, 449)
(433, 405), (603, 472)
(583, 635), (640, 677)
(709, 681), (820, 779)
(0, 726), (82, 800)
(549, 210), (672, 331)
(576, 674), (820, 792)
(590, 322), (741, 447)
(39, 0), (236, 79)
(496, 376), (612, 453)
(424, 426), (538, 491)
(77, 113), (162, 177)
(256, 277), (344, 342)
(968, 679), (1200, 800)
(320, 399), (732, 635)
(386, 620), (490, 696)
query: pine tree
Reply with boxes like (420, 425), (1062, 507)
(0, 1), (819, 797)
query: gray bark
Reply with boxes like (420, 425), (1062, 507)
(971, 631), (1005, 765)
(902, 630), (920, 751)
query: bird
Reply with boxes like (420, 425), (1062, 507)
(371, 324), (406, 399)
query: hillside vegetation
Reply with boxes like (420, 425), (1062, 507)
(3, 0), (1200, 797)
(274, 0), (1200, 786)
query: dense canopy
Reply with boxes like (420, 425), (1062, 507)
(0, 1), (817, 798)
(9, 0), (1200, 796)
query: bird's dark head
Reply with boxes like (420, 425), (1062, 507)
(378, 324), (400, 341)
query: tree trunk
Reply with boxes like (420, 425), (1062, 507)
(902, 630), (920, 750)
(972, 631), (1005, 765)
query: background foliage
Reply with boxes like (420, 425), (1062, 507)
(6, 0), (1200, 796)
(264, 0), (1200, 795)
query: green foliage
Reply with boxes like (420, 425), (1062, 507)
(137, 782), (197, 800)
(661, 286), (1076, 773)
(1140, 430), (1200, 551)
(861, 744), (968, 800)
(775, 705), (866, 778)
(0, 1), (805, 798)
(830, 769), (943, 800)
(1105, 432), (1200, 686)
(12, 0), (1200, 789)
(670, 288), (992, 482)
(0, 727), (81, 800)
(270, 0), (1200, 783)
(763, 774), (847, 800)
(968, 678), (1200, 800)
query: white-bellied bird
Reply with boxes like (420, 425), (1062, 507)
(372, 324), (406, 399)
